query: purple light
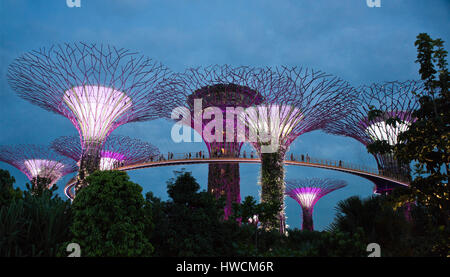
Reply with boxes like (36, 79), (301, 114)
(0, 145), (77, 188)
(8, 43), (172, 187)
(51, 135), (160, 171)
(324, 81), (423, 184)
(163, 67), (266, 219)
(285, 178), (346, 231)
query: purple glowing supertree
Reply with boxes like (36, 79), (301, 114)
(164, 65), (265, 218)
(323, 81), (422, 190)
(51, 134), (160, 170)
(285, 178), (347, 231)
(0, 144), (77, 189)
(238, 66), (356, 233)
(8, 42), (171, 190)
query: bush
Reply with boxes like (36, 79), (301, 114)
(70, 170), (153, 257)
(0, 186), (72, 257)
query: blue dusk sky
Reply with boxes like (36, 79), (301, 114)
(0, 0), (449, 230)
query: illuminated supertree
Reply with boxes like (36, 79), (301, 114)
(164, 65), (265, 218)
(8, 42), (171, 191)
(51, 134), (160, 170)
(323, 81), (422, 193)
(239, 66), (356, 233)
(285, 178), (346, 231)
(0, 144), (77, 190)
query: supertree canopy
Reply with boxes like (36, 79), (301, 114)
(238, 66), (356, 233)
(323, 80), (422, 190)
(285, 178), (347, 231)
(0, 144), (77, 189)
(8, 42), (171, 190)
(164, 65), (265, 218)
(51, 134), (160, 171)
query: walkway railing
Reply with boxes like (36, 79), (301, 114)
(147, 151), (410, 184)
(65, 151), (410, 200)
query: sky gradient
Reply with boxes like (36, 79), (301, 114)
(0, 0), (449, 230)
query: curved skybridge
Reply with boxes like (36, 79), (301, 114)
(64, 152), (410, 200)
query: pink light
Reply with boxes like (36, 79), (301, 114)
(23, 159), (66, 185)
(99, 151), (126, 170)
(63, 85), (132, 142)
(290, 187), (322, 208)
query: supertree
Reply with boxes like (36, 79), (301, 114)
(323, 81), (422, 193)
(163, 65), (265, 218)
(285, 178), (347, 231)
(8, 42), (172, 191)
(238, 66), (356, 233)
(51, 134), (160, 170)
(0, 144), (77, 190)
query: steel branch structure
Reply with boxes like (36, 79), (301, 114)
(163, 65), (265, 218)
(324, 81), (422, 193)
(238, 66), (356, 233)
(0, 144), (77, 189)
(8, 42), (172, 190)
(285, 178), (346, 231)
(51, 135), (160, 170)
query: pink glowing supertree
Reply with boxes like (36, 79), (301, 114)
(163, 65), (265, 218)
(323, 81), (423, 192)
(0, 144), (77, 189)
(8, 42), (172, 190)
(237, 66), (356, 233)
(164, 65), (355, 228)
(51, 134), (160, 170)
(285, 178), (347, 231)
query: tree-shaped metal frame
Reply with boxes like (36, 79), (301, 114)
(0, 144), (77, 188)
(51, 134), (160, 170)
(324, 80), (422, 188)
(285, 178), (347, 231)
(8, 42), (172, 189)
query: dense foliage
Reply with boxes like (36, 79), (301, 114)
(0, 33), (447, 257)
(367, 33), (449, 256)
(0, 171), (72, 257)
(70, 170), (154, 257)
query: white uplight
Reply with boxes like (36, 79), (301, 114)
(365, 121), (410, 146)
(64, 85), (132, 141)
(24, 159), (65, 185)
(99, 157), (119, 170)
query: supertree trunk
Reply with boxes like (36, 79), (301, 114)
(301, 207), (314, 231)
(260, 148), (286, 233)
(75, 142), (101, 192)
(376, 152), (411, 182)
(208, 162), (241, 219)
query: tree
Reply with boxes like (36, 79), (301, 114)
(366, 33), (449, 256)
(0, 169), (22, 207)
(0, 181), (71, 257)
(70, 170), (153, 257)
(395, 33), (449, 212)
(328, 195), (412, 256)
(149, 170), (232, 256)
